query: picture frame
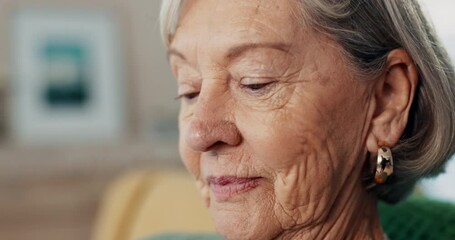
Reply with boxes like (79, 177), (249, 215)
(9, 8), (125, 145)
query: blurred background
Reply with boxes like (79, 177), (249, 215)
(0, 0), (453, 240)
(0, 1), (179, 239)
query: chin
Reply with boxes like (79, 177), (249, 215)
(212, 211), (266, 240)
(208, 191), (281, 239)
(214, 217), (253, 240)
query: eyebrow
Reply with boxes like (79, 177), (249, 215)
(226, 42), (291, 59)
(167, 42), (291, 62)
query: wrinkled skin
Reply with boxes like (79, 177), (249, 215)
(168, 0), (416, 239)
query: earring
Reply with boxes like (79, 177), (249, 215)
(374, 144), (393, 184)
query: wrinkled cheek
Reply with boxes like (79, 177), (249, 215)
(272, 140), (337, 227)
(178, 133), (195, 172)
(178, 128), (211, 206)
(178, 118), (197, 174)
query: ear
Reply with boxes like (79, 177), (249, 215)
(366, 49), (418, 153)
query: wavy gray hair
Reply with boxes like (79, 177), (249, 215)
(160, 0), (455, 203)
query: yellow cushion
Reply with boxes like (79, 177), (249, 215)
(92, 169), (215, 240)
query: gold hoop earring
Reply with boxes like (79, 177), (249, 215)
(374, 145), (393, 184)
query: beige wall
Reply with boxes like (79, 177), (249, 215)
(0, 0), (180, 161)
(1, 0), (180, 135)
(0, 2), (182, 239)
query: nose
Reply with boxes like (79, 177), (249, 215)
(184, 79), (242, 152)
(185, 119), (242, 152)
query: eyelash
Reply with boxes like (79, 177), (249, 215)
(175, 92), (199, 101)
(175, 79), (276, 101)
(240, 79), (276, 95)
(242, 82), (273, 91)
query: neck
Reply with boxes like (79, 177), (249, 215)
(277, 181), (385, 240)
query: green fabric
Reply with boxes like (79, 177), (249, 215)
(379, 198), (455, 240)
(146, 198), (455, 240)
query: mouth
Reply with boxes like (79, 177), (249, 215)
(207, 176), (262, 201)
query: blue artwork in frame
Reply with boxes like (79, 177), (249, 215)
(10, 9), (125, 145)
(42, 41), (91, 108)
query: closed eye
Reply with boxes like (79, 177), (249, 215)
(175, 92), (199, 100)
(244, 82), (274, 91)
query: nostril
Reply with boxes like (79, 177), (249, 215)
(210, 141), (225, 150)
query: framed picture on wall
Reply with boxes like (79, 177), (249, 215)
(9, 8), (125, 145)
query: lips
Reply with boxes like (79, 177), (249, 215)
(207, 176), (261, 201)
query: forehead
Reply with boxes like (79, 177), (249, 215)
(171, 0), (304, 55)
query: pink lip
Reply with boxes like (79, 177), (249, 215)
(207, 176), (261, 201)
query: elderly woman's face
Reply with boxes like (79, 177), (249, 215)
(169, 0), (373, 238)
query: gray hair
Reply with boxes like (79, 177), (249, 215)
(159, 0), (455, 203)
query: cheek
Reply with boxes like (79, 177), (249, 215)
(272, 131), (339, 227)
(179, 120), (212, 206)
(236, 100), (337, 220)
(238, 82), (368, 227)
(179, 137), (197, 173)
(178, 118), (200, 177)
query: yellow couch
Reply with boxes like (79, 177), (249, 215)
(92, 169), (215, 240)
(92, 169), (455, 240)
